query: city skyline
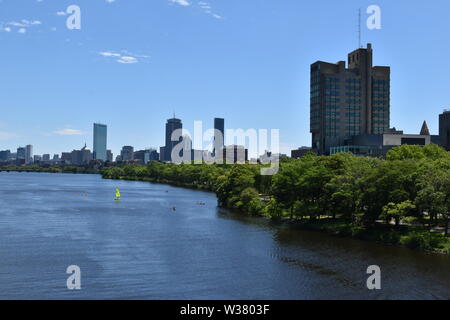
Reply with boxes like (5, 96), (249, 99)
(1, 1), (450, 157)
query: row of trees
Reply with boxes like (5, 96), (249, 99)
(101, 144), (450, 239)
(271, 145), (450, 236)
(0, 164), (98, 174)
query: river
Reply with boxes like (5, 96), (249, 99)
(0, 172), (449, 300)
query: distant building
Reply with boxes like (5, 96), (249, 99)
(385, 127), (404, 135)
(17, 147), (26, 161)
(159, 146), (166, 162)
(120, 146), (134, 162)
(25, 145), (33, 164)
(33, 155), (42, 163)
(420, 121), (430, 136)
(223, 145), (248, 164)
(214, 118), (225, 156)
(61, 152), (72, 164)
(93, 123), (107, 161)
(0, 150), (11, 162)
(164, 117), (183, 163)
(71, 144), (93, 165)
(311, 43), (390, 155)
(107, 150), (113, 162)
(330, 133), (433, 157)
(439, 110), (450, 151)
(134, 148), (159, 165)
(291, 147), (313, 159)
(42, 154), (51, 162)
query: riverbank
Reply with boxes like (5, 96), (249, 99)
(101, 167), (450, 255)
(4, 145), (450, 255)
(0, 165), (99, 174)
(284, 218), (450, 254)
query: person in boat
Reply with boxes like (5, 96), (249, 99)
(115, 187), (121, 200)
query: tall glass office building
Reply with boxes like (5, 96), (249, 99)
(93, 123), (107, 161)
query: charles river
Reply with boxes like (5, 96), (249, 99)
(0, 172), (449, 300)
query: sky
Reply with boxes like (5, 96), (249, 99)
(1, 0), (450, 157)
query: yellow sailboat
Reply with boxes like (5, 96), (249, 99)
(115, 187), (121, 201)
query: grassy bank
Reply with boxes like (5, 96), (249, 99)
(287, 218), (450, 254)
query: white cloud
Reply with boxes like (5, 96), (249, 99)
(117, 56), (138, 64)
(53, 128), (84, 136)
(198, 1), (211, 10)
(99, 51), (121, 57)
(97, 51), (149, 64)
(198, 1), (223, 19)
(7, 21), (27, 27)
(170, 0), (223, 19)
(1, 19), (43, 34)
(170, 0), (191, 6)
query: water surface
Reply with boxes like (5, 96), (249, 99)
(0, 172), (449, 300)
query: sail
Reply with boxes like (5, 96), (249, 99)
(115, 188), (121, 198)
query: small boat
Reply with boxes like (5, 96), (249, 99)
(172, 207), (176, 211)
(115, 187), (121, 201)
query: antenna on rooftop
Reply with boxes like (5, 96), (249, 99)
(358, 8), (362, 48)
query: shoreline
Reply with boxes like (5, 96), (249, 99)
(102, 174), (450, 256)
(2, 169), (449, 255)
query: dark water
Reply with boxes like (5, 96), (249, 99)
(0, 172), (449, 300)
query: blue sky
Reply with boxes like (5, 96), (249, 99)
(1, 0), (450, 157)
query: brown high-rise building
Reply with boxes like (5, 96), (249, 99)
(439, 110), (450, 151)
(310, 43), (390, 155)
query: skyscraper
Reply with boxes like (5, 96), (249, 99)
(164, 117), (182, 163)
(25, 145), (33, 164)
(93, 123), (107, 161)
(439, 110), (450, 151)
(213, 118), (225, 156)
(310, 43), (390, 155)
